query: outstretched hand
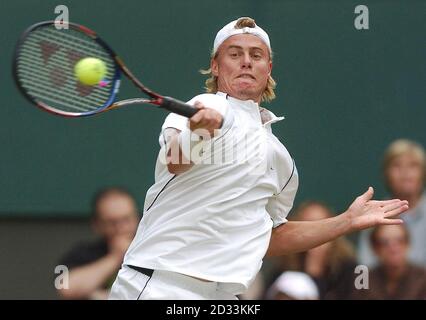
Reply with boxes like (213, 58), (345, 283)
(345, 187), (409, 232)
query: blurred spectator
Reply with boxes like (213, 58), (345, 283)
(57, 187), (140, 299)
(358, 139), (426, 267)
(266, 201), (357, 299)
(266, 271), (319, 300)
(351, 224), (426, 299)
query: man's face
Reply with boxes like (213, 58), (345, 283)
(212, 34), (272, 103)
(386, 153), (424, 197)
(94, 194), (139, 241)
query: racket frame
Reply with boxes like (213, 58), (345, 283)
(13, 21), (164, 117)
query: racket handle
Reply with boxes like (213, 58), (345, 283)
(160, 96), (198, 118)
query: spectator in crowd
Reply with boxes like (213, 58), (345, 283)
(266, 201), (358, 299)
(57, 187), (140, 299)
(351, 224), (426, 299)
(266, 271), (319, 300)
(358, 139), (426, 267)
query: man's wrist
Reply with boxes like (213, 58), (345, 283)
(334, 211), (354, 235)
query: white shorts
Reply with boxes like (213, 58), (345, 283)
(109, 265), (238, 300)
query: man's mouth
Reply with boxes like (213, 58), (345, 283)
(237, 74), (256, 80)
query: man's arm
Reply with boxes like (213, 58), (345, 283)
(166, 102), (223, 175)
(165, 128), (194, 175)
(266, 187), (409, 257)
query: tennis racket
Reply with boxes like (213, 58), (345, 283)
(13, 21), (198, 118)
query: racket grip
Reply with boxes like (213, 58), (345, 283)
(160, 96), (198, 118)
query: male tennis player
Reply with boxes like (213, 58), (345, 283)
(109, 17), (409, 300)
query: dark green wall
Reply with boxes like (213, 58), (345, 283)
(1, 0), (425, 216)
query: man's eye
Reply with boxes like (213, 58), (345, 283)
(230, 52), (238, 57)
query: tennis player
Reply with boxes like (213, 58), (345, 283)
(109, 17), (409, 300)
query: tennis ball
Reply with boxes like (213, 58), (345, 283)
(74, 57), (107, 86)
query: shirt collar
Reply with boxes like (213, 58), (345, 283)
(215, 91), (285, 126)
(216, 91), (258, 107)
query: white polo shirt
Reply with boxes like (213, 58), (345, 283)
(123, 92), (299, 295)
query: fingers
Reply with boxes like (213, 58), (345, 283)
(367, 199), (401, 207)
(358, 186), (374, 202)
(379, 218), (404, 225)
(383, 202), (409, 218)
(193, 101), (204, 109)
(191, 110), (217, 132)
(189, 101), (223, 136)
(189, 101), (206, 124)
(382, 200), (408, 213)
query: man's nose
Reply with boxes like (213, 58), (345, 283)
(241, 52), (252, 68)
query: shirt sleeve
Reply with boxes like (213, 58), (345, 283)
(158, 113), (189, 148)
(266, 163), (299, 228)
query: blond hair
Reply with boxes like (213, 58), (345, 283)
(383, 139), (426, 186)
(200, 17), (276, 103)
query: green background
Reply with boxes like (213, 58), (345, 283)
(1, 0), (425, 217)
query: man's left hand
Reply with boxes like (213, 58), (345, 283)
(345, 187), (409, 232)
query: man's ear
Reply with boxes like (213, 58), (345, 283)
(211, 58), (219, 77)
(268, 60), (272, 76)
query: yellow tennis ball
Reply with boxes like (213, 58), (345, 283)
(74, 57), (107, 86)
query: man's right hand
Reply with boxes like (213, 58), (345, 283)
(165, 102), (223, 175)
(189, 101), (223, 137)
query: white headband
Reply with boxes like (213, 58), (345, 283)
(213, 17), (271, 54)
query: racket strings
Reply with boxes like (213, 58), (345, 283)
(17, 57), (110, 103)
(16, 25), (117, 114)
